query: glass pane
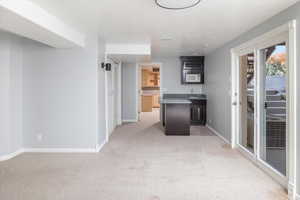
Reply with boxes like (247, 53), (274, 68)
(239, 53), (255, 153)
(260, 43), (287, 176)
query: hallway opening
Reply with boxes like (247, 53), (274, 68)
(138, 63), (162, 122)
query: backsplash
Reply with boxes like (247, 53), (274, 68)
(161, 85), (203, 94)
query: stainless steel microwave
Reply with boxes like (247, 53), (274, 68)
(185, 73), (201, 83)
(182, 69), (204, 84)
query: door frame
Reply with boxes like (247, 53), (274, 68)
(231, 20), (297, 196)
(136, 62), (163, 121)
(104, 55), (122, 143)
(234, 50), (258, 158)
(104, 54), (109, 142)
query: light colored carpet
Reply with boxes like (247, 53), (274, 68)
(0, 110), (287, 200)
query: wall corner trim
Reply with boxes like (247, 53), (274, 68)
(289, 19), (297, 30)
(0, 149), (24, 162)
(288, 181), (296, 200)
(206, 125), (230, 144)
(96, 141), (106, 152)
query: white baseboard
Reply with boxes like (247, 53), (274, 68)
(96, 140), (106, 152)
(206, 125), (230, 144)
(0, 149), (24, 161)
(122, 119), (138, 123)
(23, 148), (97, 153)
(288, 182), (295, 200)
(0, 144), (107, 162)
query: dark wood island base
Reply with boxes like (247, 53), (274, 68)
(160, 94), (207, 136)
(165, 104), (191, 136)
(164, 103), (191, 136)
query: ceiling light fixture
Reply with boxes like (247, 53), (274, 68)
(155, 0), (201, 10)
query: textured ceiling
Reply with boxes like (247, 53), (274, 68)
(29, 0), (299, 57)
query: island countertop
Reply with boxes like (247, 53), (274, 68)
(162, 93), (207, 100)
(160, 93), (207, 104)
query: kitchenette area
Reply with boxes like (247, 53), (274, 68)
(160, 56), (207, 136)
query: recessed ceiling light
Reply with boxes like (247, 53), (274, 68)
(155, 0), (201, 10)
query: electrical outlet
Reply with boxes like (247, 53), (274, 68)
(208, 119), (212, 124)
(37, 134), (43, 142)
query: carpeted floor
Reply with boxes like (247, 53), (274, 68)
(0, 110), (287, 200)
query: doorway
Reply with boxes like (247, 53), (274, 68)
(137, 63), (162, 121)
(231, 21), (297, 190)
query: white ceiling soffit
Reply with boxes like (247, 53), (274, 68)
(0, 0), (85, 48)
(106, 44), (151, 55)
(106, 43), (151, 63)
(108, 54), (151, 63)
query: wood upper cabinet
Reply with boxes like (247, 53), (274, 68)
(142, 69), (160, 87)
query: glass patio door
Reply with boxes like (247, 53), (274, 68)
(237, 41), (288, 180)
(258, 43), (287, 176)
(233, 24), (294, 188)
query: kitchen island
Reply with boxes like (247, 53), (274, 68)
(161, 99), (192, 136)
(160, 94), (207, 136)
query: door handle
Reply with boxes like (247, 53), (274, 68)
(232, 102), (237, 106)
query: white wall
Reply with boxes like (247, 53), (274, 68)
(0, 32), (11, 157)
(0, 31), (107, 156)
(97, 40), (107, 146)
(110, 61), (121, 130)
(22, 35), (100, 149)
(0, 32), (23, 157)
(106, 61), (115, 135)
(122, 63), (137, 121)
(9, 34), (23, 154)
(115, 62), (122, 126)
